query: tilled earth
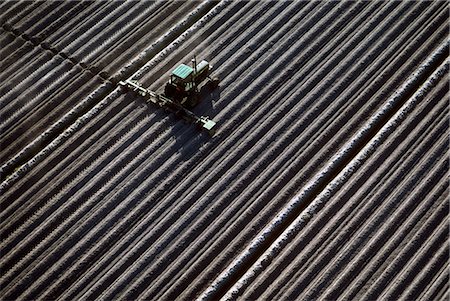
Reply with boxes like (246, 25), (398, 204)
(0, 1), (448, 300)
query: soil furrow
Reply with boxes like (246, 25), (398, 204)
(322, 108), (449, 299)
(297, 141), (449, 300)
(294, 72), (449, 298)
(144, 3), (398, 298)
(0, 2), (32, 25)
(89, 2), (356, 298)
(0, 1), (447, 299)
(0, 70), (100, 165)
(44, 1), (312, 298)
(0, 1), (214, 189)
(243, 86), (448, 300)
(103, 2), (440, 298)
(0, 101), (144, 263)
(418, 259), (450, 301)
(3, 1), (43, 28)
(395, 239), (448, 300)
(0, 1), (229, 298)
(274, 59), (446, 298)
(363, 215), (448, 300)
(201, 43), (447, 300)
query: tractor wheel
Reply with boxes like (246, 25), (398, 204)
(210, 76), (220, 88)
(164, 83), (176, 98)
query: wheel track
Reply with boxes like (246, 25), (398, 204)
(3, 28), (114, 174)
(17, 1), (80, 43)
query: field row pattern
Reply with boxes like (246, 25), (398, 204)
(0, 1), (448, 300)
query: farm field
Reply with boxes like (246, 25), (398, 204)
(0, 1), (448, 300)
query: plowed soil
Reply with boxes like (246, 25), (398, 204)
(1, 1), (448, 300)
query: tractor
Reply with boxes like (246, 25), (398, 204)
(164, 57), (220, 108)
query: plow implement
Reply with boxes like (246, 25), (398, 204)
(119, 79), (216, 135)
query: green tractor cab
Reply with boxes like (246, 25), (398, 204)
(164, 57), (219, 108)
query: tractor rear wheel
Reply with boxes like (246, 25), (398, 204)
(164, 83), (176, 98)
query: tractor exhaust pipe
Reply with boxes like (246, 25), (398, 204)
(192, 55), (197, 75)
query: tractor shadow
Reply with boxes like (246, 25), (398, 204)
(171, 126), (208, 160)
(196, 84), (221, 117)
(168, 85), (221, 160)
